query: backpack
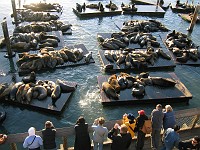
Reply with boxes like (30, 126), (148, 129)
(141, 120), (152, 134)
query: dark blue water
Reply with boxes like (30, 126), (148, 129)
(0, 0), (200, 148)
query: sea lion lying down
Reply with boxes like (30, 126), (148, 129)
(102, 82), (119, 100)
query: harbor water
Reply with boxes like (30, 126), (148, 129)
(0, 0), (200, 148)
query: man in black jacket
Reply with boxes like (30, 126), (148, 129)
(178, 136), (200, 150)
(108, 123), (132, 150)
(42, 121), (56, 150)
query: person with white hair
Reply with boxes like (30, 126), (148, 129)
(163, 105), (176, 131)
(23, 127), (43, 150)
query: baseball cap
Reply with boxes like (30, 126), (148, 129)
(138, 110), (145, 115)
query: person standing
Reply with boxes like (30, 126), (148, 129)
(151, 104), (164, 150)
(42, 121), (56, 150)
(108, 123), (132, 150)
(134, 110), (149, 150)
(161, 125), (180, 150)
(178, 136), (200, 150)
(122, 113), (136, 138)
(74, 116), (91, 150)
(163, 105), (176, 131)
(92, 117), (108, 150)
(23, 127), (43, 150)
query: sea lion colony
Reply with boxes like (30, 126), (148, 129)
(10, 32), (60, 51)
(102, 72), (177, 100)
(103, 47), (171, 69)
(0, 76), (76, 104)
(165, 30), (200, 63)
(76, 1), (118, 13)
(16, 9), (59, 22)
(13, 20), (72, 33)
(22, 2), (63, 12)
(97, 32), (161, 50)
(121, 20), (169, 32)
(17, 47), (93, 73)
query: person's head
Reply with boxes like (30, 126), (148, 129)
(28, 127), (36, 136)
(127, 113), (135, 121)
(156, 104), (162, 110)
(165, 105), (173, 112)
(173, 125), (180, 132)
(45, 121), (53, 129)
(76, 116), (85, 124)
(138, 110), (145, 116)
(192, 136), (200, 145)
(98, 117), (105, 125)
(120, 124), (128, 134)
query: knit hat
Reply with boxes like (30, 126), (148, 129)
(127, 113), (135, 120)
(28, 127), (35, 136)
(138, 110), (145, 115)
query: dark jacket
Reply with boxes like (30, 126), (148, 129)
(42, 128), (56, 149)
(108, 128), (132, 150)
(134, 114), (148, 132)
(178, 139), (200, 150)
(74, 123), (91, 150)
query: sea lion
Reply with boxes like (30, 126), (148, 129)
(85, 51), (92, 63)
(10, 82), (24, 101)
(108, 74), (117, 83)
(25, 87), (34, 102)
(51, 84), (61, 100)
(156, 48), (171, 60)
(56, 79), (76, 92)
(34, 85), (48, 100)
(109, 78), (120, 93)
(22, 71), (36, 84)
(104, 50), (114, 62)
(102, 82), (119, 100)
(150, 77), (176, 87)
(132, 82), (145, 96)
(16, 84), (26, 102)
(63, 48), (77, 62)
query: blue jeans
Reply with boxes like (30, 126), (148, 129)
(93, 142), (103, 150)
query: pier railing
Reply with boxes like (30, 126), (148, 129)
(2, 107), (200, 150)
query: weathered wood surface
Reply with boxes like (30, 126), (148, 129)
(171, 3), (195, 13)
(72, 8), (122, 18)
(123, 5), (165, 17)
(97, 72), (192, 105)
(179, 13), (200, 23)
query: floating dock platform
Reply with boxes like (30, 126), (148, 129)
(0, 74), (77, 115)
(97, 72), (192, 105)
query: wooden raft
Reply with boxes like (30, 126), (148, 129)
(122, 5), (165, 17)
(0, 75), (77, 114)
(97, 32), (164, 49)
(160, 33), (200, 65)
(171, 3), (195, 13)
(72, 8), (122, 18)
(98, 49), (175, 72)
(18, 44), (95, 75)
(179, 13), (200, 23)
(97, 72), (192, 105)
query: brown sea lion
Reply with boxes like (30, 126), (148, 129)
(16, 84), (26, 102)
(10, 82), (24, 101)
(109, 79), (120, 93)
(51, 84), (61, 100)
(102, 82), (119, 100)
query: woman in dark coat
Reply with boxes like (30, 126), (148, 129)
(74, 116), (91, 150)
